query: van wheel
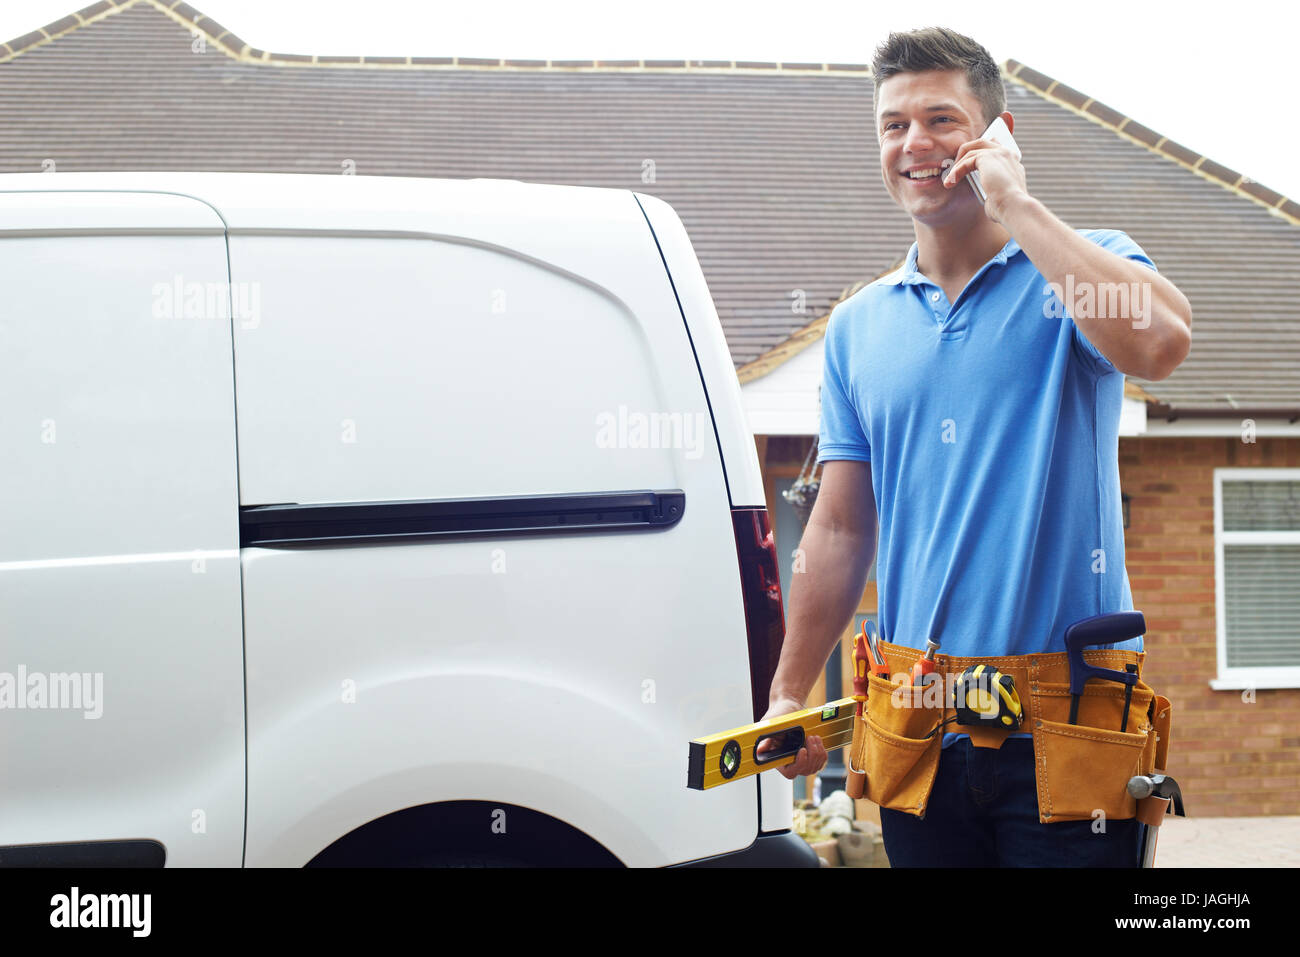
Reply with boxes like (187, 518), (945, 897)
(404, 849), (533, 868)
(306, 800), (623, 868)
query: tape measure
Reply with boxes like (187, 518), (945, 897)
(687, 698), (856, 790)
(953, 665), (1023, 729)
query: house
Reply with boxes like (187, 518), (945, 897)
(4, 0), (1297, 816)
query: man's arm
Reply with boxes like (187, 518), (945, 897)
(944, 124), (1193, 382)
(760, 460), (877, 779)
(995, 194), (1191, 381)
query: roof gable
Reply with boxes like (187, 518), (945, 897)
(3, 1), (1298, 413)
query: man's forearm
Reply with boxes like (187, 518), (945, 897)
(768, 519), (876, 708)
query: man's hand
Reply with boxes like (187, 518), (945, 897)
(941, 126), (1028, 225)
(756, 697), (828, 780)
(759, 461), (875, 781)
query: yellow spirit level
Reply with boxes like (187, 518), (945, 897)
(687, 697), (856, 790)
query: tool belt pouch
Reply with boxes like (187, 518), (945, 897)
(1029, 658), (1162, 824)
(846, 717), (867, 800)
(849, 672), (944, 818)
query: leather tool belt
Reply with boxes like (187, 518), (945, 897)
(846, 640), (1174, 824)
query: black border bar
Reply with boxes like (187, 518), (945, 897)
(239, 489), (686, 547)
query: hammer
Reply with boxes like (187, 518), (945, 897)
(1129, 773), (1186, 868)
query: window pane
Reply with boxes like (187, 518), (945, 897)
(1224, 544), (1300, 667)
(1222, 480), (1300, 531)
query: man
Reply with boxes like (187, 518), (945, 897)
(758, 27), (1191, 866)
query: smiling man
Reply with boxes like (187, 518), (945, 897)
(758, 27), (1191, 867)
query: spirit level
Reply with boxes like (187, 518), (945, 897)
(686, 697), (857, 790)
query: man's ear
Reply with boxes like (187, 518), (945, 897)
(1002, 111), (1014, 134)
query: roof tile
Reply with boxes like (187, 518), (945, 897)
(43, 14), (82, 35)
(1240, 180), (1284, 206)
(1048, 81), (1088, 109)
(192, 16), (236, 43)
(1197, 157), (1239, 186)
(7, 31), (47, 52)
(1119, 118), (1161, 147)
(1158, 137), (1201, 166)
(74, 1), (115, 19)
(170, 3), (201, 24)
(1084, 99), (1125, 126)
(1010, 63), (1053, 89)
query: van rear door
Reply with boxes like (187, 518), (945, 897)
(0, 189), (244, 866)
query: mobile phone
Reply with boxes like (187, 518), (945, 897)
(961, 116), (1020, 205)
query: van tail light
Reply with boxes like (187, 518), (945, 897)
(731, 507), (787, 722)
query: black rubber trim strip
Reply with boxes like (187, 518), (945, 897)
(0, 840), (166, 868)
(667, 830), (819, 868)
(240, 489), (686, 547)
(632, 193), (734, 506)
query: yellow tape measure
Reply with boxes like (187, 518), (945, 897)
(954, 664), (1024, 729)
(687, 697), (856, 790)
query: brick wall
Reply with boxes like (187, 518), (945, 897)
(1120, 436), (1300, 817)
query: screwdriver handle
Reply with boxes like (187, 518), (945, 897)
(912, 640), (940, 686)
(852, 633), (869, 716)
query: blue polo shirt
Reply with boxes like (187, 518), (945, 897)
(818, 229), (1154, 743)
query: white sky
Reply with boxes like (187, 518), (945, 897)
(4, 0), (1299, 201)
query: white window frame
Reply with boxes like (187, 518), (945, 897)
(1210, 467), (1300, 690)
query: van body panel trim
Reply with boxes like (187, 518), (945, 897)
(633, 192), (766, 508)
(239, 490), (686, 546)
(631, 194), (733, 505)
(0, 227), (226, 239)
(0, 840), (166, 868)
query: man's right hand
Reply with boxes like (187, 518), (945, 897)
(756, 697), (828, 780)
(757, 462), (875, 783)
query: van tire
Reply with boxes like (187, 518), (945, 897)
(400, 850), (533, 868)
(306, 800), (622, 868)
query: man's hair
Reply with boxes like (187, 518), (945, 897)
(871, 27), (1005, 131)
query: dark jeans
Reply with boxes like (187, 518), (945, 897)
(879, 737), (1143, 867)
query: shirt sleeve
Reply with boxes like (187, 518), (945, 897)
(816, 304), (871, 465)
(1070, 229), (1159, 375)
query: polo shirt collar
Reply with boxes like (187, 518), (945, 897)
(879, 236), (1023, 286)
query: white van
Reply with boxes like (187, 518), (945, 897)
(0, 172), (814, 868)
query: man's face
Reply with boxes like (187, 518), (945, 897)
(876, 69), (987, 224)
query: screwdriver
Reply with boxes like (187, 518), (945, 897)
(851, 629), (869, 718)
(912, 639), (941, 687)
